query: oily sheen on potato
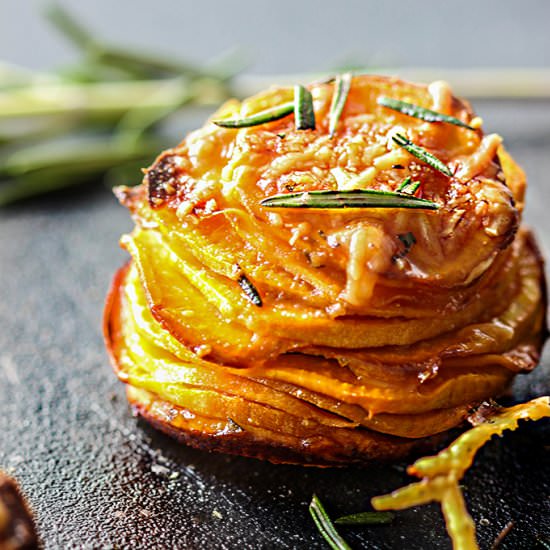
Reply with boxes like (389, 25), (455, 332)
(104, 75), (547, 466)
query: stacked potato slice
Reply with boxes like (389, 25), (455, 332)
(104, 75), (546, 465)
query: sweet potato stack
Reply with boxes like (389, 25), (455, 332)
(104, 75), (546, 465)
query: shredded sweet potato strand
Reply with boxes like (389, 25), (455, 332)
(372, 397), (550, 550)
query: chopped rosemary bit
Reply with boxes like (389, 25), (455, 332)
(329, 73), (352, 137)
(397, 176), (412, 192)
(213, 102), (294, 128)
(394, 232), (416, 260)
(399, 231), (416, 248)
(392, 133), (452, 177)
(309, 495), (352, 550)
(378, 96), (475, 130)
(294, 85), (316, 130)
(334, 511), (394, 525)
(404, 182), (420, 195)
(238, 274), (263, 307)
(260, 189), (439, 210)
(397, 176), (420, 195)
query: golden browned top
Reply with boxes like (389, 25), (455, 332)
(120, 75), (525, 309)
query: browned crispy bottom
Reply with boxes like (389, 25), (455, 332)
(127, 386), (452, 467)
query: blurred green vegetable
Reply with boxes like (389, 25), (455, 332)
(0, 4), (244, 206)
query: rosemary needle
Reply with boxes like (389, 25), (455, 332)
(334, 511), (394, 525)
(329, 73), (352, 137)
(46, 4), (207, 79)
(238, 273), (263, 307)
(378, 96), (475, 130)
(260, 189), (439, 210)
(294, 84), (316, 130)
(213, 102), (294, 128)
(397, 176), (421, 195)
(392, 133), (452, 177)
(309, 495), (352, 550)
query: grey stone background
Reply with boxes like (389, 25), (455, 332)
(1, 0), (550, 73)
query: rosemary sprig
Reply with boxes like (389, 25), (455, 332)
(0, 79), (201, 120)
(0, 136), (166, 206)
(294, 85), (316, 130)
(329, 73), (352, 137)
(334, 511), (394, 525)
(392, 133), (452, 177)
(309, 495), (352, 550)
(260, 189), (439, 210)
(46, 4), (208, 79)
(213, 102), (294, 129)
(397, 176), (420, 195)
(378, 96), (475, 130)
(0, 6), (241, 206)
(238, 274), (263, 307)
(393, 232), (417, 260)
(0, 136), (163, 178)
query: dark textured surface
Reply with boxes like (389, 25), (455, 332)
(1, 100), (550, 549)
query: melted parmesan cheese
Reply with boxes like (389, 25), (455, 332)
(456, 134), (502, 182)
(343, 224), (394, 305)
